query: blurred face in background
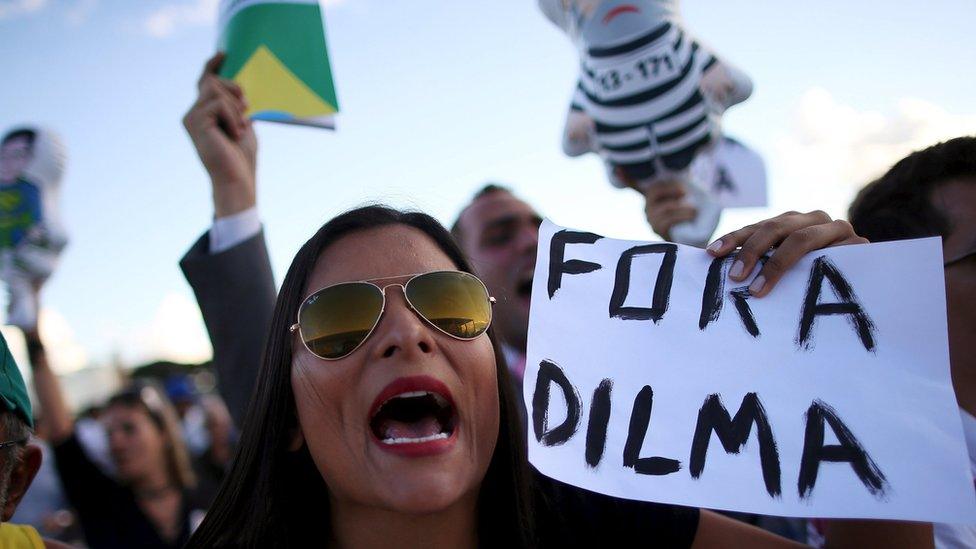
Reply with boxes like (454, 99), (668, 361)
(103, 404), (169, 484)
(0, 136), (32, 184)
(457, 191), (542, 353)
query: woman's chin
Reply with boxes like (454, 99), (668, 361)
(380, 472), (476, 514)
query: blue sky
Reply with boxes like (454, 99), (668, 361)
(1, 0), (974, 374)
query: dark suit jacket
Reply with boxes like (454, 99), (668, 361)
(180, 231), (276, 427)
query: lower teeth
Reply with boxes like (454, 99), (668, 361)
(382, 432), (449, 445)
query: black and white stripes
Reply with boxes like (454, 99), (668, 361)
(571, 21), (718, 182)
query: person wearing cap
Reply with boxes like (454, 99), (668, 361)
(0, 332), (70, 548)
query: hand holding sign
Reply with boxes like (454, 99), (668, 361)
(705, 210), (869, 298)
(526, 219), (974, 522)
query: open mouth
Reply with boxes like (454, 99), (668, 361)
(368, 376), (458, 453)
(370, 391), (457, 444)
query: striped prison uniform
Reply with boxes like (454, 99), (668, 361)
(569, 21), (725, 187)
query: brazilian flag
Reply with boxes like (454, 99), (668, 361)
(218, 0), (339, 128)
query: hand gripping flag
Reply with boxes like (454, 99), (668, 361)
(218, 0), (340, 128)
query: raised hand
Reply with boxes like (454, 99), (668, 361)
(182, 52), (258, 217)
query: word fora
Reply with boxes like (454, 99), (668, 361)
(548, 230), (877, 350)
(533, 361), (889, 499)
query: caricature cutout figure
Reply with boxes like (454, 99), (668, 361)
(539, 0), (753, 245)
(0, 127), (68, 329)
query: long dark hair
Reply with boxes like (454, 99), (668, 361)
(187, 205), (535, 548)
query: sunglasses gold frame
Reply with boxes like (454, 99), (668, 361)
(289, 270), (497, 360)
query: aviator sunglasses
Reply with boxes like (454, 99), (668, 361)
(290, 270), (496, 360)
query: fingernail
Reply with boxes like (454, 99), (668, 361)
(729, 260), (745, 279)
(749, 275), (766, 295)
(706, 239), (723, 253)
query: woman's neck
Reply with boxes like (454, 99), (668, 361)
(329, 491), (479, 549)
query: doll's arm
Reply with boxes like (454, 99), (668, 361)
(562, 89), (595, 157)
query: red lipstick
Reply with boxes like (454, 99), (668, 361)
(368, 376), (458, 458)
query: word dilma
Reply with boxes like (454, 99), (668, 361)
(532, 360), (888, 500)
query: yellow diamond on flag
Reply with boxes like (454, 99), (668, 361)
(234, 45), (336, 120)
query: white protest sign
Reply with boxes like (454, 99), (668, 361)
(524, 220), (976, 522)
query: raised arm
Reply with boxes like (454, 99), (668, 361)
(180, 53), (275, 427)
(23, 314), (72, 444)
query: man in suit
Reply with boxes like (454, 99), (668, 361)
(179, 53), (275, 428)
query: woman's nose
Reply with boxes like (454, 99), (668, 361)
(370, 288), (437, 360)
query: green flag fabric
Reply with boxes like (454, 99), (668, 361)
(218, 0), (339, 128)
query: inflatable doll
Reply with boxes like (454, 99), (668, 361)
(0, 127), (68, 329)
(539, 0), (753, 245)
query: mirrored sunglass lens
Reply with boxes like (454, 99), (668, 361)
(406, 272), (491, 339)
(299, 283), (384, 359)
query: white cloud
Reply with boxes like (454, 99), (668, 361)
(146, 292), (213, 363)
(1, 307), (88, 379)
(0, 292), (211, 375)
(716, 89), (976, 235)
(39, 308), (89, 374)
(0, 0), (99, 25)
(144, 0), (343, 38)
(0, 0), (48, 20)
(144, 0), (218, 38)
(127, 292), (213, 365)
(772, 88), (976, 217)
(2, 318), (120, 415)
(64, 0), (98, 26)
